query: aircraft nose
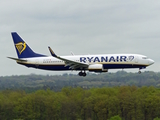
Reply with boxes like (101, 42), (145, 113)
(148, 59), (154, 65)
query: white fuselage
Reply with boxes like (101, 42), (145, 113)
(17, 54), (154, 72)
(9, 32), (155, 76)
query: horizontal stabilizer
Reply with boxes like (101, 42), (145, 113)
(7, 57), (27, 62)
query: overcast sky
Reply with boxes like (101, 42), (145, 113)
(1, 0), (160, 76)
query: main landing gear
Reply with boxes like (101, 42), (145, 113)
(78, 71), (86, 77)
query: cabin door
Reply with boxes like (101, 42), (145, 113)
(135, 56), (138, 63)
(35, 59), (39, 68)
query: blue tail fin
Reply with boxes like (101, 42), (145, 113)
(11, 32), (46, 58)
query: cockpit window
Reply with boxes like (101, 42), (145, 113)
(142, 57), (148, 59)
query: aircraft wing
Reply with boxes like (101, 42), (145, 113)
(48, 47), (89, 70)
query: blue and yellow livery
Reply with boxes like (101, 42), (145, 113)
(8, 32), (154, 77)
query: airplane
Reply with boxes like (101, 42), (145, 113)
(8, 32), (154, 77)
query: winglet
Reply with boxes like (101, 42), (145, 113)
(70, 51), (75, 56)
(48, 46), (57, 57)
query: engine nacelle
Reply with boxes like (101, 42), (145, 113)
(88, 64), (108, 72)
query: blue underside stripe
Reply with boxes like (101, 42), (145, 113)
(18, 63), (147, 71)
(103, 64), (146, 69)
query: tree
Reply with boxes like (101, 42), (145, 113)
(109, 115), (122, 120)
(154, 117), (160, 120)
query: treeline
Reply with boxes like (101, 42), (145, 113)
(0, 71), (160, 92)
(1, 86), (160, 120)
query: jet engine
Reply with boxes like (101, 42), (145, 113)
(88, 64), (108, 72)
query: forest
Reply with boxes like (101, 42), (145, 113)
(1, 86), (160, 120)
(1, 71), (160, 120)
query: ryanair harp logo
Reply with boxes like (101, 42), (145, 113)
(15, 42), (26, 55)
(128, 56), (134, 61)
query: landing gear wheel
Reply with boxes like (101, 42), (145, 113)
(82, 72), (86, 77)
(78, 71), (86, 77)
(78, 72), (83, 76)
(138, 68), (142, 74)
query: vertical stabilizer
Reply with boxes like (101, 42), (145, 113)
(11, 32), (46, 58)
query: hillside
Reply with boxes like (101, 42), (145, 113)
(0, 71), (159, 92)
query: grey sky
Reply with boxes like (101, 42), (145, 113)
(1, 0), (160, 76)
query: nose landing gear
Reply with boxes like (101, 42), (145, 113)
(138, 68), (142, 74)
(78, 71), (86, 77)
